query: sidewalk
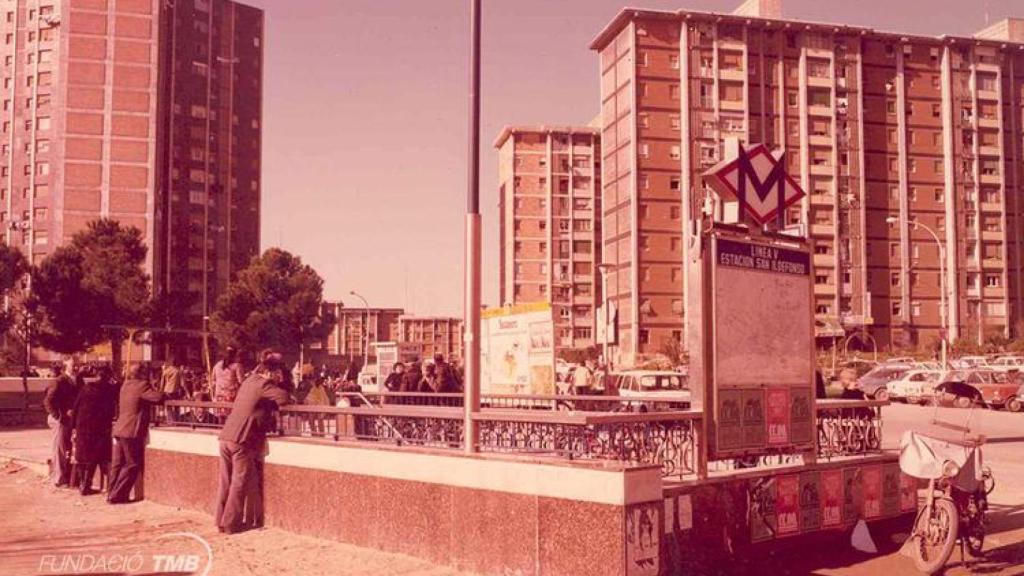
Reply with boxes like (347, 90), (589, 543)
(0, 428), (473, 576)
(0, 427), (52, 474)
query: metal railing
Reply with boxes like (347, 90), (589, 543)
(815, 399), (885, 460)
(154, 400), (701, 479)
(336, 391), (690, 412)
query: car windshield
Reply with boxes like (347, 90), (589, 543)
(638, 375), (685, 391)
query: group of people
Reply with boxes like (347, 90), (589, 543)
(381, 355), (463, 394)
(44, 361), (166, 503)
(556, 360), (609, 396)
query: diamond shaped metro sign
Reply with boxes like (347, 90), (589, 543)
(703, 143), (806, 226)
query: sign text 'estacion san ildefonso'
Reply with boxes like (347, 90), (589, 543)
(716, 238), (810, 277)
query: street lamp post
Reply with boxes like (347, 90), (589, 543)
(463, 0), (483, 454)
(349, 291), (370, 365)
(887, 216), (947, 367)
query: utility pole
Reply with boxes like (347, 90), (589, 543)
(463, 0), (482, 454)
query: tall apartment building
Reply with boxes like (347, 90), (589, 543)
(0, 0), (262, 360)
(591, 0), (1024, 364)
(306, 301), (404, 367)
(495, 125), (602, 352)
(394, 315), (464, 362)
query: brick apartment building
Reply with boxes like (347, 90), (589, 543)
(0, 0), (262, 362)
(394, 315), (463, 363)
(305, 302), (404, 368)
(495, 125), (602, 352)
(590, 0), (1024, 364)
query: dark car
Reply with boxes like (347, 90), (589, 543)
(856, 365), (911, 400)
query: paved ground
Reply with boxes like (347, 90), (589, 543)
(0, 405), (1021, 575)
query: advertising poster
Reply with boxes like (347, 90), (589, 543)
(862, 465), (882, 519)
(717, 389), (743, 451)
(842, 468), (861, 524)
(882, 464), (901, 517)
(900, 473), (919, 512)
(625, 502), (659, 576)
(749, 480), (776, 543)
(766, 387), (790, 446)
(821, 469), (843, 527)
(799, 471), (821, 532)
(741, 388), (766, 449)
(480, 303), (555, 395)
(775, 475), (800, 536)
(789, 387), (813, 445)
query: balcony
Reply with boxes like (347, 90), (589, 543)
(811, 223), (836, 237)
(814, 283), (837, 296)
(810, 163), (833, 176)
(813, 253), (836, 267)
(809, 134), (832, 147)
(720, 99), (745, 112)
(719, 68), (744, 82)
(807, 75), (832, 89)
(977, 89), (999, 102)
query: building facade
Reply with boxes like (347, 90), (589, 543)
(394, 315), (463, 362)
(495, 125), (602, 352)
(0, 0), (262, 362)
(591, 1), (1024, 364)
(305, 301), (404, 368)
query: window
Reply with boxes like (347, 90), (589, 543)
(669, 54), (679, 69)
(911, 301), (922, 317)
(639, 143), (649, 159)
(670, 115), (680, 131)
(669, 84), (680, 100)
(891, 301), (902, 316)
(639, 330), (650, 345)
(637, 51), (648, 67)
(891, 271), (901, 287)
(669, 145), (681, 160)
(638, 114), (649, 128)
(669, 177), (680, 191)
(985, 274), (1000, 287)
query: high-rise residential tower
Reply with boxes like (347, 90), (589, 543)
(591, 1), (1024, 365)
(495, 125), (602, 352)
(0, 0), (262, 361)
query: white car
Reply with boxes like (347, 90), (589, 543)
(885, 370), (943, 404)
(953, 356), (990, 370)
(614, 371), (690, 412)
(988, 356), (1024, 373)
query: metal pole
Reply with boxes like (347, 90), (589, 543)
(463, 0), (482, 454)
(913, 221), (948, 368)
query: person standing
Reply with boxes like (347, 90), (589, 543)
(383, 362), (405, 392)
(107, 363), (165, 504)
(159, 356), (186, 399)
(433, 355), (458, 394)
(419, 362), (438, 393)
(400, 361), (422, 393)
(572, 361), (594, 396)
(212, 347), (244, 419)
(72, 366), (116, 495)
(215, 350), (291, 534)
(44, 362), (77, 487)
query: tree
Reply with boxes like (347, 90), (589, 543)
(0, 244), (29, 336)
(209, 248), (333, 356)
(31, 219), (150, 367)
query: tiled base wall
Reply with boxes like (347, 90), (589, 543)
(144, 449), (629, 575)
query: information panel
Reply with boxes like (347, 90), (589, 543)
(709, 233), (816, 459)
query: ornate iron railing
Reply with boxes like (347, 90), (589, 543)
(815, 399), (885, 460)
(336, 391), (689, 413)
(154, 401), (701, 478)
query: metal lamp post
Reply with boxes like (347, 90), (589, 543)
(888, 216), (947, 367)
(463, 0), (483, 454)
(349, 290), (370, 365)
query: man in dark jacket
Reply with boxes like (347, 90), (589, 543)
(215, 350), (291, 534)
(433, 355), (459, 393)
(44, 362), (77, 487)
(72, 366), (116, 495)
(107, 363), (165, 504)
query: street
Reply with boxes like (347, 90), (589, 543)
(0, 403), (1021, 575)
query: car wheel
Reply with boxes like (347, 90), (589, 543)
(873, 389), (889, 402)
(907, 395), (920, 405)
(1007, 398), (1022, 413)
(954, 395), (973, 409)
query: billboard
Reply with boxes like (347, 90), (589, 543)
(480, 302), (555, 395)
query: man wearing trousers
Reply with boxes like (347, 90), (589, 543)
(215, 350), (291, 534)
(108, 363), (165, 504)
(44, 362), (77, 487)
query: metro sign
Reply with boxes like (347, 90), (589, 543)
(703, 143), (806, 226)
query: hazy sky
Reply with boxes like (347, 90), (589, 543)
(245, 0), (1019, 316)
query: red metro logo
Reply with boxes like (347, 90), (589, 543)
(703, 143), (806, 226)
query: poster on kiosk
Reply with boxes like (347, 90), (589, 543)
(689, 139), (817, 461)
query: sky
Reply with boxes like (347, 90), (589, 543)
(244, 0), (1019, 316)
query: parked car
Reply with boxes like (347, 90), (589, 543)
(856, 365), (912, 400)
(885, 370), (943, 404)
(952, 356), (990, 370)
(934, 370), (1022, 411)
(613, 371), (689, 412)
(830, 359), (876, 381)
(884, 357), (917, 365)
(988, 356), (1024, 373)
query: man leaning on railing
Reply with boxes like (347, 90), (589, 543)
(215, 349), (293, 535)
